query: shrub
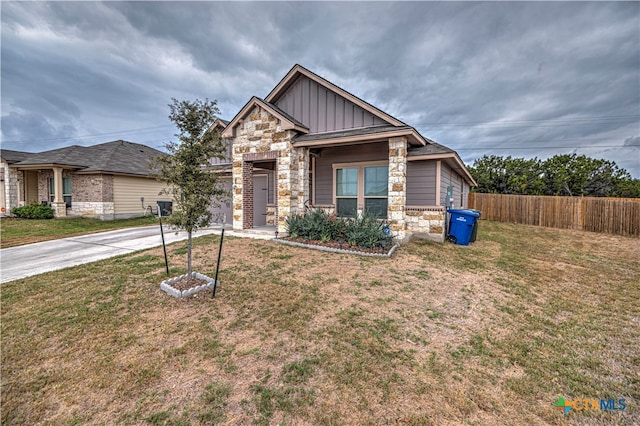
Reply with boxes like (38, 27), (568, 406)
(285, 213), (305, 239)
(285, 208), (393, 249)
(11, 203), (55, 219)
(344, 211), (392, 249)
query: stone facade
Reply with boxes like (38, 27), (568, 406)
(387, 137), (408, 240)
(232, 106), (309, 232)
(266, 205), (277, 226)
(230, 125), (446, 243)
(405, 207), (446, 242)
(70, 201), (115, 218)
(2, 162), (22, 213)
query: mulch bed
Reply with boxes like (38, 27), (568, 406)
(167, 276), (211, 292)
(280, 237), (394, 255)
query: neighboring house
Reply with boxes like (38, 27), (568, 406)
(215, 64), (476, 241)
(1, 140), (170, 220)
(205, 119), (234, 225)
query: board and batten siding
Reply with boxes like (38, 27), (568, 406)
(274, 76), (388, 134)
(314, 142), (389, 205)
(406, 160), (437, 206)
(208, 138), (233, 166)
(113, 176), (171, 215)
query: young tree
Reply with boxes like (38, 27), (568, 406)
(155, 98), (227, 278)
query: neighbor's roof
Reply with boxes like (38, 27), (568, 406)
(10, 140), (165, 177)
(0, 149), (33, 163)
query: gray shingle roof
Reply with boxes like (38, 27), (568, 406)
(407, 140), (454, 156)
(0, 149), (33, 163)
(11, 140), (165, 176)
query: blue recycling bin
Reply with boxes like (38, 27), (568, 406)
(447, 209), (481, 246)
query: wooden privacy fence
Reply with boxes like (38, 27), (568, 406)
(468, 193), (640, 237)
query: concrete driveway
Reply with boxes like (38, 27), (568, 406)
(0, 225), (229, 284)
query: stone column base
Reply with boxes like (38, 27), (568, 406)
(52, 202), (67, 218)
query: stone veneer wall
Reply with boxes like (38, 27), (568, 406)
(3, 162), (22, 211)
(266, 205), (277, 226)
(70, 202), (115, 218)
(387, 137), (408, 240)
(232, 106), (309, 232)
(405, 207), (446, 242)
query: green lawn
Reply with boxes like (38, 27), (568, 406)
(1, 221), (638, 425)
(0, 215), (158, 248)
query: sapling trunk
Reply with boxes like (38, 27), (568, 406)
(187, 231), (193, 278)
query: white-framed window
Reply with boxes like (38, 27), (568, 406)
(336, 167), (358, 217)
(333, 161), (388, 218)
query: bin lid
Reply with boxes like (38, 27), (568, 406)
(447, 209), (481, 218)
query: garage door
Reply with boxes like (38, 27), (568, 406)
(209, 177), (232, 224)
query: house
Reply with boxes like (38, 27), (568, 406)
(1, 140), (170, 220)
(215, 65), (476, 241)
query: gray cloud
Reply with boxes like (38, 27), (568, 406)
(2, 1), (638, 176)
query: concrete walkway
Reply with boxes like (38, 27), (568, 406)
(0, 225), (275, 284)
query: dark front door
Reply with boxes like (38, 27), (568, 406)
(253, 175), (268, 227)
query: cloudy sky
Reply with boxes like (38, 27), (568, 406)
(2, 1), (639, 177)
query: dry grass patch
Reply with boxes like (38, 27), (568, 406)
(2, 221), (639, 425)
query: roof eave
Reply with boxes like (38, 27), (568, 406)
(10, 163), (85, 170)
(293, 128), (426, 148)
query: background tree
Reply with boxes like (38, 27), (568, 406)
(614, 178), (640, 198)
(469, 154), (638, 198)
(154, 98), (227, 277)
(468, 155), (544, 195)
(541, 154), (631, 196)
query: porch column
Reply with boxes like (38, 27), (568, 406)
(296, 147), (310, 213)
(275, 133), (299, 234)
(232, 148), (244, 231)
(388, 137), (407, 240)
(52, 167), (66, 217)
(276, 151), (292, 234)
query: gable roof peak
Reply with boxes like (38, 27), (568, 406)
(265, 64), (406, 128)
(221, 96), (309, 138)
